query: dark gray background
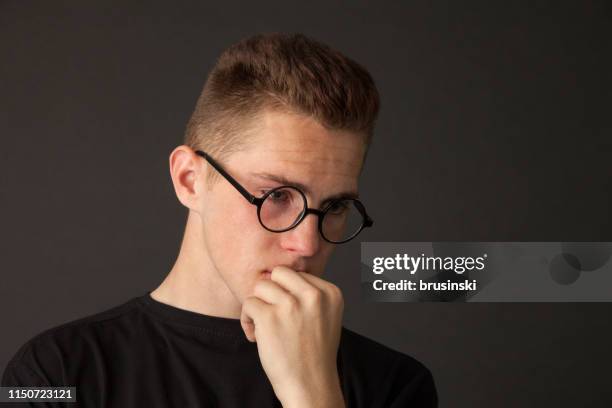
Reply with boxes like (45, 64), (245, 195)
(1, 1), (611, 406)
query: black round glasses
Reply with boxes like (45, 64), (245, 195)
(194, 150), (374, 244)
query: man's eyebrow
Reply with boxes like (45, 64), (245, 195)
(249, 172), (359, 203)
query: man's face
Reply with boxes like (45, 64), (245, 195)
(197, 109), (366, 303)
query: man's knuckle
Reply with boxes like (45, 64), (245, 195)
(283, 295), (298, 310)
(327, 283), (342, 298)
(304, 288), (322, 305)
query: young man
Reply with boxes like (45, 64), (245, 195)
(2, 33), (437, 407)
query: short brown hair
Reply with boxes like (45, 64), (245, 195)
(183, 33), (380, 182)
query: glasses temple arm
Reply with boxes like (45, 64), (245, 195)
(194, 150), (258, 204)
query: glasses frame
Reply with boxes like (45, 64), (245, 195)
(194, 150), (373, 244)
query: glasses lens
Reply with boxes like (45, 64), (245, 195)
(321, 199), (365, 243)
(259, 186), (306, 231)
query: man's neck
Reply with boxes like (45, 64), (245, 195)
(150, 212), (242, 319)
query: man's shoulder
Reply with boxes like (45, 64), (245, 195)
(340, 326), (428, 369)
(338, 327), (438, 406)
(24, 295), (140, 345)
(2, 295), (143, 386)
(339, 326), (435, 384)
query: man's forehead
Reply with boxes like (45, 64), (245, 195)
(249, 170), (359, 201)
(242, 149), (361, 200)
(230, 111), (365, 200)
(257, 149), (362, 174)
(251, 110), (365, 168)
(250, 140), (362, 180)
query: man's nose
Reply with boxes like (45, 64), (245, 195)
(280, 212), (321, 257)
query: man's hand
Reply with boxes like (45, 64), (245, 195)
(240, 266), (345, 408)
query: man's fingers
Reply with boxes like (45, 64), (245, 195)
(271, 266), (343, 306)
(240, 296), (269, 342)
(270, 266), (315, 299)
(253, 279), (293, 306)
(298, 272), (344, 304)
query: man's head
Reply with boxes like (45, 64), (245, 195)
(184, 33), (379, 183)
(171, 33), (379, 305)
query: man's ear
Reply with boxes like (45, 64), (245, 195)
(169, 145), (206, 212)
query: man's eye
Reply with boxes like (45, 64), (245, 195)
(263, 190), (289, 202)
(328, 200), (349, 214)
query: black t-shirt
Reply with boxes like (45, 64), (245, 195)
(2, 292), (437, 407)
